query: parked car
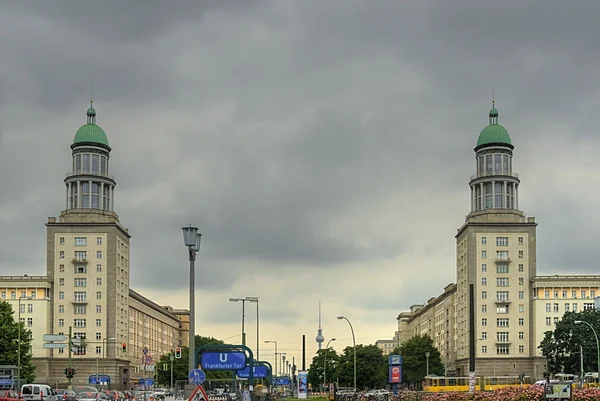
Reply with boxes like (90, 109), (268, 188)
(55, 390), (77, 401)
(0, 390), (20, 401)
(21, 385), (57, 401)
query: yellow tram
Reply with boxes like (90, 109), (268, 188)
(424, 375), (528, 392)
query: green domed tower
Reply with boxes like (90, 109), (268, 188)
(64, 101), (116, 211)
(469, 102), (520, 212)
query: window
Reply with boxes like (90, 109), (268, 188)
(75, 265), (87, 274)
(0, 291), (4, 299)
(97, 237), (103, 245)
(482, 305), (487, 312)
(519, 304), (525, 312)
(59, 278), (64, 286)
(519, 332), (524, 340)
(582, 290), (587, 298)
(60, 236), (65, 244)
(519, 345), (525, 353)
(482, 332), (487, 340)
(19, 304), (25, 313)
(554, 290), (559, 298)
(58, 319), (64, 327)
(74, 305), (86, 314)
(519, 318), (524, 326)
(74, 237), (87, 246)
(497, 264), (509, 273)
(74, 251), (87, 262)
(10, 292), (15, 299)
(482, 345), (487, 353)
(496, 251), (509, 261)
(96, 278), (102, 286)
(481, 237), (487, 245)
(554, 303), (559, 312)
(26, 318), (32, 327)
(482, 278), (487, 286)
(497, 332), (509, 343)
(482, 291), (487, 299)
(563, 290), (568, 298)
(96, 305), (102, 313)
(97, 251), (102, 259)
(497, 278), (509, 287)
(74, 278), (87, 287)
(546, 303), (551, 312)
(584, 303), (594, 311)
(96, 333), (102, 340)
(553, 317), (559, 324)
(59, 264), (65, 272)
(519, 278), (524, 285)
(482, 318), (487, 326)
(60, 251), (65, 259)
(497, 318), (509, 327)
(96, 319), (102, 327)
(545, 290), (550, 298)
(573, 290), (577, 299)
(74, 319), (86, 328)
(74, 292), (87, 302)
(518, 264), (524, 272)
(482, 264), (487, 272)
(518, 237), (523, 245)
(96, 346), (102, 354)
(565, 304), (570, 312)
(573, 303), (578, 312)
(27, 304), (33, 313)
(96, 291), (102, 300)
(496, 237), (508, 246)
(497, 291), (509, 302)
(497, 345), (509, 355)
(592, 290), (596, 298)
(482, 250), (487, 259)
(97, 264), (102, 272)
(518, 250), (524, 258)
(58, 305), (64, 313)
(497, 305), (509, 314)
(30, 291), (36, 299)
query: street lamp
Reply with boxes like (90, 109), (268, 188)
(575, 320), (600, 378)
(182, 225), (202, 374)
(280, 353), (287, 376)
(425, 352), (430, 376)
(229, 298), (247, 346)
(265, 340), (277, 379)
(337, 316), (356, 390)
(246, 297), (259, 360)
(17, 296), (32, 385)
(323, 338), (336, 391)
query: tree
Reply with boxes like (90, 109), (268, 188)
(0, 301), (36, 382)
(307, 347), (339, 390)
(336, 344), (387, 390)
(539, 309), (600, 376)
(155, 335), (231, 386)
(398, 335), (443, 386)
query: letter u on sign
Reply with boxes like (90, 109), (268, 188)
(220, 353), (228, 362)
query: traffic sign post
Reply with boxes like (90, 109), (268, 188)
(388, 354), (403, 396)
(189, 369), (206, 386)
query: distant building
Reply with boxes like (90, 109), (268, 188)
(375, 339), (396, 356)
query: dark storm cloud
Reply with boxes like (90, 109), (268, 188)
(1, 0), (600, 317)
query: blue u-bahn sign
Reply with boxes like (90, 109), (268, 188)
(201, 352), (247, 370)
(89, 375), (111, 385)
(274, 376), (291, 386)
(237, 365), (268, 379)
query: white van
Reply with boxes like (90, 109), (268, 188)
(21, 384), (57, 401)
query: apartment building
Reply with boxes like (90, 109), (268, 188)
(170, 308), (190, 348)
(375, 340), (396, 356)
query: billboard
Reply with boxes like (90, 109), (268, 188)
(297, 370), (308, 399)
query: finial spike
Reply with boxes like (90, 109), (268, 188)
(492, 85), (495, 107)
(90, 84), (94, 106)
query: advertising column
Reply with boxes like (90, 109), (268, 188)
(297, 370), (308, 399)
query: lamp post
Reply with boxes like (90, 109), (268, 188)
(337, 316), (356, 390)
(281, 354), (287, 376)
(17, 296), (32, 385)
(323, 338), (336, 391)
(246, 297), (259, 360)
(182, 226), (202, 374)
(265, 341), (277, 380)
(425, 352), (430, 377)
(229, 298), (248, 346)
(575, 320), (600, 379)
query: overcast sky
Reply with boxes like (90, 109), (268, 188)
(2, 0), (600, 368)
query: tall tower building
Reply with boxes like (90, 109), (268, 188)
(453, 103), (537, 377)
(42, 102), (131, 385)
(315, 301), (324, 350)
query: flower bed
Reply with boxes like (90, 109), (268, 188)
(417, 386), (600, 401)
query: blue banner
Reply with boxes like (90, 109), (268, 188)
(201, 352), (247, 370)
(237, 365), (268, 378)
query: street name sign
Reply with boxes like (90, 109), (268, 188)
(237, 365), (268, 378)
(43, 343), (67, 349)
(201, 352), (246, 370)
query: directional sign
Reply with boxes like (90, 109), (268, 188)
(189, 369), (206, 385)
(237, 365), (268, 379)
(43, 334), (68, 342)
(43, 343), (67, 349)
(71, 338), (83, 346)
(274, 376), (291, 386)
(89, 375), (111, 385)
(388, 355), (402, 366)
(201, 352), (246, 370)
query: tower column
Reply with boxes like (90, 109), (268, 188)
(89, 180), (93, 209)
(66, 183), (69, 209)
(515, 183), (519, 210)
(471, 186), (475, 211)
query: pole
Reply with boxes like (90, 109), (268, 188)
(143, 315), (147, 401)
(426, 352), (430, 376)
(302, 335), (306, 371)
(17, 297), (21, 386)
(96, 357), (99, 385)
(68, 326), (73, 387)
(274, 343), (278, 381)
(339, 318), (356, 390)
(189, 249), (196, 374)
(580, 345), (584, 388)
(256, 301), (259, 361)
(241, 300), (246, 347)
(170, 355), (174, 390)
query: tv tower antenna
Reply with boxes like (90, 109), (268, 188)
(316, 301), (324, 350)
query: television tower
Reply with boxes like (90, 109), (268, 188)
(316, 301), (325, 350)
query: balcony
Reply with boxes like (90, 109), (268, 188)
(495, 257), (511, 263)
(495, 299), (511, 304)
(72, 258), (88, 264)
(495, 340), (512, 345)
(72, 298), (88, 304)
(470, 171), (519, 180)
(66, 171), (115, 180)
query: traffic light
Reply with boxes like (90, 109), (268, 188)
(122, 342), (127, 353)
(175, 347), (181, 359)
(64, 368), (76, 378)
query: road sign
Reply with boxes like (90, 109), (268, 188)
(237, 365), (268, 379)
(138, 378), (154, 386)
(388, 366), (401, 384)
(189, 369), (206, 385)
(201, 352), (246, 370)
(273, 376), (291, 386)
(145, 355), (153, 364)
(71, 338), (83, 346)
(145, 365), (155, 372)
(0, 379), (13, 386)
(143, 347), (148, 355)
(388, 355), (402, 366)
(89, 375), (111, 385)
(43, 343), (67, 349)
(43, 334), (68, 342)
(189, 385), (209, 401)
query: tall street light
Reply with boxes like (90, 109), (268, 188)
(246, 297), (259, 360)
(265, 341), (277, 379)
(280, 353), (287, 376)
(229, 298), (247, 346)
(182, 226), (202, 374)
(17, 296), (32, 385)
(323, 338), (336, 390)
(575, 320), (600, 378)
(425, 352), (430, 376)
(337, 316), (356, 390)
